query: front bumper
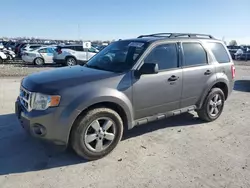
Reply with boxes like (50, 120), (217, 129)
(15, 98), (71, 146)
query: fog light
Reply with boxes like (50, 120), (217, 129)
(31, 124), (46, 137)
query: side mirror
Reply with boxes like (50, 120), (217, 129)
(139, 63), (159, 74)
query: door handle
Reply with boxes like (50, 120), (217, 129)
(204, 70), (212, 75)
(168, 75), (179, 82)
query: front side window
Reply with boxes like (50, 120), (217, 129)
(144, 43), (178, 70)
(85, 41), (148, 73)
(182, 43), (207, 66)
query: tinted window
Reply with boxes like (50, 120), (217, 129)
(144, 43), (178, 70)
(208, 42), (230, 63)
(30, 45), (41, 49)
(182, 43), (207, 66)
(74, 46), (84, 51)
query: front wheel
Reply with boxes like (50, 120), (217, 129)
(197, 88), (225, 122)
(71, 108), (123, 160)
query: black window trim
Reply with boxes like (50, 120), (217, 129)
(142, 42), (180, 72)
(181, 42), (209, 68)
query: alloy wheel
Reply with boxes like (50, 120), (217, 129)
(208, 94), (223, 117)
(84, 117), (116, 152)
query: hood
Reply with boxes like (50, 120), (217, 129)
(22, 66), (120, 93)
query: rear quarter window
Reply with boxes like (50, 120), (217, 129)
(208, 42), (230, 63)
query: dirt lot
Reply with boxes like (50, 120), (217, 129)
(0, 65), (250, 188)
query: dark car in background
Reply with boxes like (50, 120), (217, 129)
(227, 45), (241, 59)
(235, 47), (250, 60)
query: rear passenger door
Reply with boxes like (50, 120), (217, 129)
(180, 42), (216, 108)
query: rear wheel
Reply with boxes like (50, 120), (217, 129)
(66, 57), (77, 66)
(197, 88), (225, 122)
(71, 108), (123, 160)
(34, 57), (44, 66)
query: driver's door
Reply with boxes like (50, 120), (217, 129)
(132, 43), (183, 120)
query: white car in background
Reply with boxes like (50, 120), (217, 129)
(0, 51), (7, 63)
(22, 46), (56, 65)
(20, 44), (44, 55)
(53, 44), (99, 66)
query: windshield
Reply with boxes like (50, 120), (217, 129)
(85, 40), (148, 73)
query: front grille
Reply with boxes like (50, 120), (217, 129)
(19, 86), (32, 112)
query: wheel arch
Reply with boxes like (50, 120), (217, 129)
(68, 101), (130, 145)
(197, 80), (229, 109)
(65, 55), (77, 61)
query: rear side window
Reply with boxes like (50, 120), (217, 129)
(208, 42), (230, 63)
(182, 43), (207, 66)
(74, 46), (84, 51)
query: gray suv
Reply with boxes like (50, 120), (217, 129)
(15, 33), (235, 160)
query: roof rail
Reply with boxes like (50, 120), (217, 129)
(137, 33), (214, 39)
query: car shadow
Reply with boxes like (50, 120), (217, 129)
(234, 80), (250, 92)
(0, 112), (202, 175)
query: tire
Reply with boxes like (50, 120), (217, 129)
(66, 57), (77, 66)
(0, 57), (3, 64)
(34, 57), (44, 66)
(71, 108), (123, 160)
(197, 88), (225, 122)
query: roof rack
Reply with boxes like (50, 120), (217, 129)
(137, 33), (214, 39)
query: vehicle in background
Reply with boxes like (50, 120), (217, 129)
(0, 51), (7, 63)
(53, 44), (99, 66)
(5, 41), (18, 51)
(227, 45), (241, 59)
(16, 43), (27, 57)
(1, 48), (16, 60)
(16, 33), (235, 160)
(20, 44), (44, 55)
(22, 46), (56, 65)
(235, 47), (250, 60)
(96, 45), (108, 51)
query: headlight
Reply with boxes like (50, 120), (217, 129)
(31, 93), (61, 110)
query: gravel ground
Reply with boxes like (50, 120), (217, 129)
(0, 60), (249, 77)
(0, 62), (57, 77)
(0, 65), (249, 188)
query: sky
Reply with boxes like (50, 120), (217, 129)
(1, 0), (250, 44)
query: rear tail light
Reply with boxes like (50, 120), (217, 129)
(231, 65), (236, 79)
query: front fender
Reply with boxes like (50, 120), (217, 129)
(59, 87), (134, 139)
